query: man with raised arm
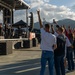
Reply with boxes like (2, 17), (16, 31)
(37, 10), (57, 75)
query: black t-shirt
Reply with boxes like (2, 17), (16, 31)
(54, 34), (66, 56)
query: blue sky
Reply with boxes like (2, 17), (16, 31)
(24, 0), (75, 7)
(50, 0), (75, 6)
(0, 0), (75, 23)
(23, 0), (75, 22)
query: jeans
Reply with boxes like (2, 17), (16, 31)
(54, 55), (65, 75)
(73, 49), (75, 58)
(40, 50), (54, 75)
(66, 47), (74, 70)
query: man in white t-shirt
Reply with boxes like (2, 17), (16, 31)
(37, 10), (57, 75)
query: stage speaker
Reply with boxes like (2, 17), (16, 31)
(3, 8), (11, 24)
(29, 12), (34, 32)
(0, 41), (12, 55)
(32, 38), (38, 47)
(23, 40), (32, 48)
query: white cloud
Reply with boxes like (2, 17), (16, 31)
(14, 10), (26, 23)
(71, 4), (75, 11)
(24, 0), (50, 3)
(0, 0), (75, 23)
(30, 1), (44, 8)
(28, 1), (75, 23)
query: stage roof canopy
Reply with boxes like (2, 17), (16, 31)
(0, 0), (30, 10)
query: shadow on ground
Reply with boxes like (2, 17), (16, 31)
(0, 58), (75, 75)
(0, 58), (49, 75)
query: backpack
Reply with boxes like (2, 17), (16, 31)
(54, 34), (66, 56)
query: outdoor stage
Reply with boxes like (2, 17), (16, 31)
(0, 37), (38, 55)
(0, 0), (38, 55)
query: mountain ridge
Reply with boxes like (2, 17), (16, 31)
(34, 19), (75, 29)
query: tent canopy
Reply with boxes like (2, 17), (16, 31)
(12, 20), (27, 28)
